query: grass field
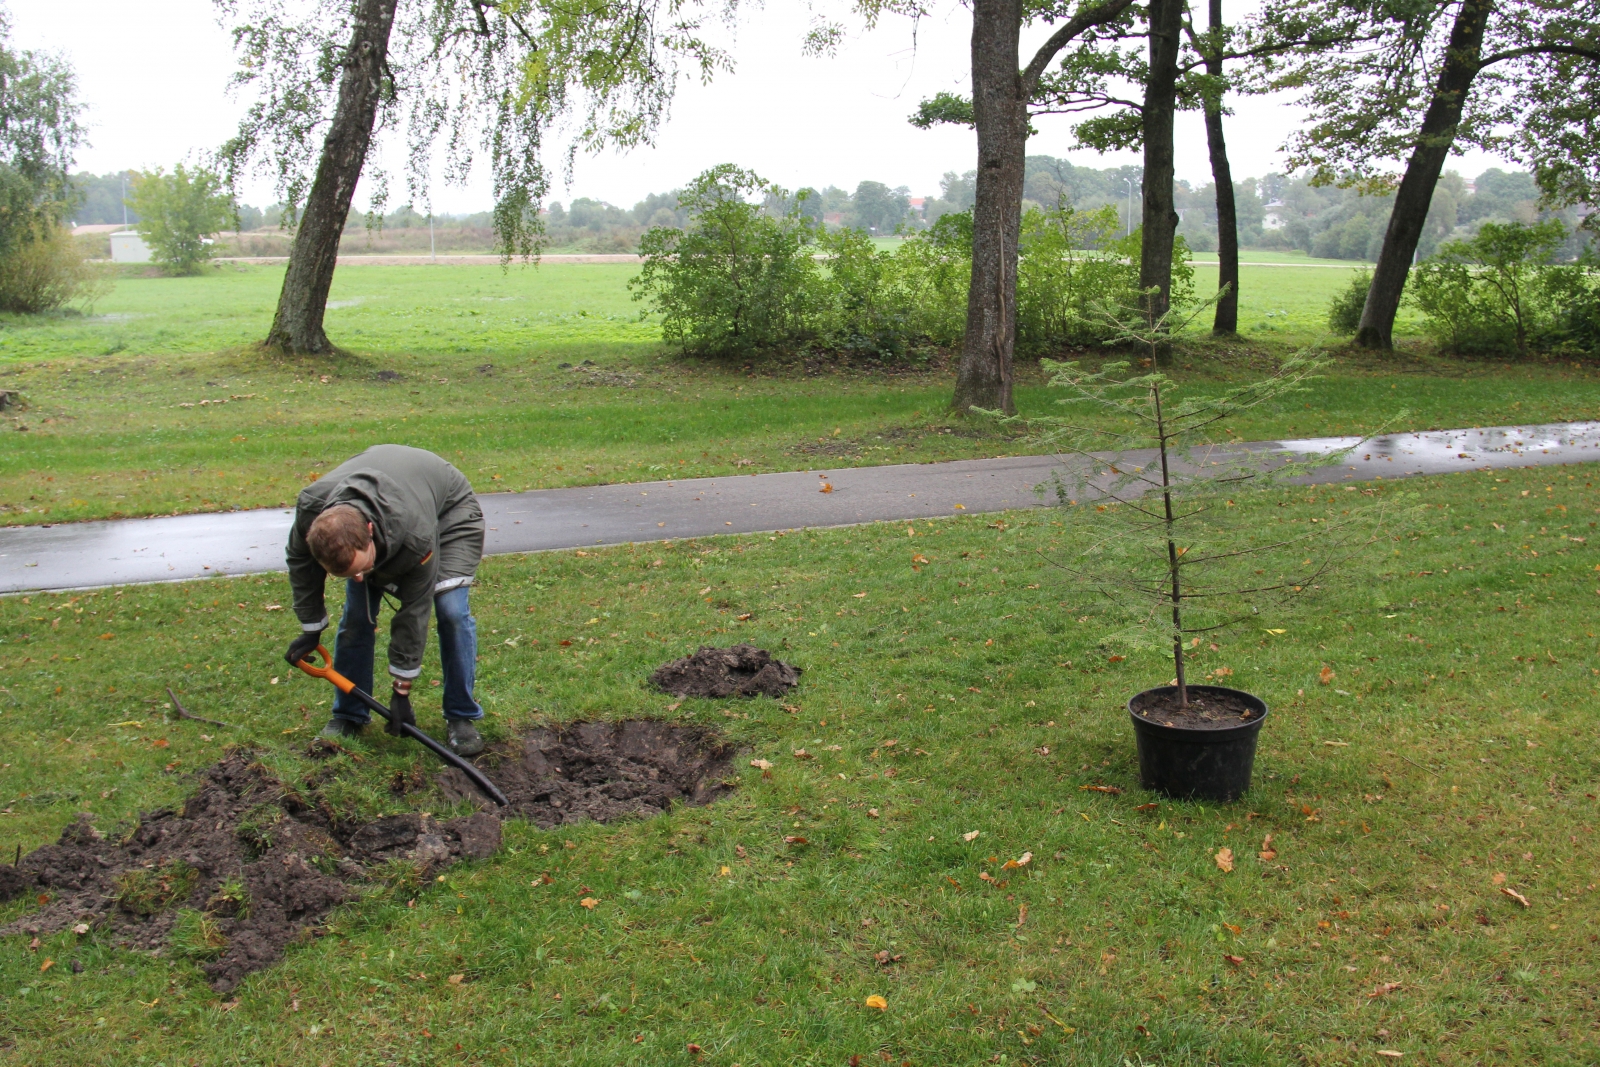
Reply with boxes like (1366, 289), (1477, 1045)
(0, 263), (1592, 527)
(1188, 250), (1366, 267)
(2, 464), (1598, 1065)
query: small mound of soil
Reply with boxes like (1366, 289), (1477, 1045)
(438, 720), (736, 828)
(650, 644), (800, 699)
(0, 753), (500, 992)
(1132, 686), (1262, 729)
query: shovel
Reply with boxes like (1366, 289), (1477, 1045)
(292, 645), (508, 806)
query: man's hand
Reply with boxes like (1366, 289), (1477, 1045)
(387, 685), (416, 736)
(285, 630), (323, 667)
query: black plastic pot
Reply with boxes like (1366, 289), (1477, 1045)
(1127, 685), (1267, 802)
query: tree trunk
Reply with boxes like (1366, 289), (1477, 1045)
(1355, 0), (1489, 351)
(1138, 0), (1183, 358)
(1201, 0), (1238, 335)
(264, 0), (398, 355)
(952, 0), (1027, 416)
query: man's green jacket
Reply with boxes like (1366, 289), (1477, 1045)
(286, 445), (484, 679)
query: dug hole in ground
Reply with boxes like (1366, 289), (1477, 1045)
(0, 644), (801, 991)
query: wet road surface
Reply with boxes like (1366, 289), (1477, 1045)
(2, 421), (1595, 594)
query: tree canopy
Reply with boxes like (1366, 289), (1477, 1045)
(0, 8), (83, 254)
(1261, 0), (1600, 218)
(217, 0), (739, 262)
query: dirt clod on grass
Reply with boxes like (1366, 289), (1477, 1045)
(438, 719), (737, 828)
(650, 644), (801, 699)
(0, 752), (500, 992)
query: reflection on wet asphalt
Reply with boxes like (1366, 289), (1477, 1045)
(3, 421), (1597, 594)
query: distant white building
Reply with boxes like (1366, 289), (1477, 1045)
(1262, 201), (1290, 231)
(109, 230), (153, 263)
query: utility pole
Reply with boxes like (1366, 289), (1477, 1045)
(1124, 177), (1134, 236)
(429, 209), (435, 262)
(121, 173), (128, 227)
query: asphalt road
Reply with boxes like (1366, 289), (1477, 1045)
(2, 421), (1595, 594)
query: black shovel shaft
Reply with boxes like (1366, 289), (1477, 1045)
(344, 685), (509, 807)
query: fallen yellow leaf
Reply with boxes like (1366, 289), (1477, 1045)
(864, 995), (888, 1011)
(963, 830), (981, 842)
(1214, 847), (1235, 873)
(580, 897), (598, 909)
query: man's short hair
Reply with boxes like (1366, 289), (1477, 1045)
(307, 505), (371, 573)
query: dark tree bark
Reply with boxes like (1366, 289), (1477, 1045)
(953, 0), (1028, 416)
(951, 0), (1136, 415)
(264, 0), (398, 355)
(1355, 0), (1490, 351)
(1200, 0), (1238, 335)
(1138, 0), (1184, 358)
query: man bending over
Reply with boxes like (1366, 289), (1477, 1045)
(284, 444), (487, 756)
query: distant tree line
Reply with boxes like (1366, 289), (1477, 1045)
(68, 157), (1589, 271)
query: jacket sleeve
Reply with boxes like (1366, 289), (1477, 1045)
(385, 552), (439, 679)
(285, 519), (329, 632)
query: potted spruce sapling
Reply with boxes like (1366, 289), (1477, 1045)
(1002, 294), (1372, 800)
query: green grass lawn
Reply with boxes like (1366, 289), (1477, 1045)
(0, 262), (1591, 527)
(1188, 250), (1366, 267)
(2, 465), (1598, 1065)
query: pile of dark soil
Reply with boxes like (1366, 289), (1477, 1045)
(0, 752), (500, 992)
(1132, 686), (1261, 729)
(437, 719), (737, 828)
(650, 644), (801, 699)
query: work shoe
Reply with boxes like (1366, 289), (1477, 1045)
(320, 718), (365, 739)
(447, 718), (485, 757)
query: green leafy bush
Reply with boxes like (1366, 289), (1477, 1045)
(1326, 270), (1371, 335)
(813, 216), (970, 359)
(0, 221), (106, 313)
(631, 165), (820, 357)
(127, 163), (234, 275)
(633, 167), (1196, 362)
(1408, 220), (1598, 356)
(814, 225), (911, 359)
(1016, 205), (1192, 352)
(887, 210), (972, 347)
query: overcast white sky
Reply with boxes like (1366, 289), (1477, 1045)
(14, 0), (1508, 215)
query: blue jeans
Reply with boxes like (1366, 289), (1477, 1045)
(330, 581), (483, 726)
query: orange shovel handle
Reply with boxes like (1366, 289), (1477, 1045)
(292, 645), (356, 694)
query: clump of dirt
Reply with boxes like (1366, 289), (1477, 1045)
(650, 644), (801, 699)
(0, 752), (500, 992)
(437, 719), (737, 828)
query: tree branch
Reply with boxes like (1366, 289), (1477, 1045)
(1477, 42), (1600, 69)
(1021, 0), (1140, 97)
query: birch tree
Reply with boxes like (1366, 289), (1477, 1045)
(217, 0), (736, 354)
